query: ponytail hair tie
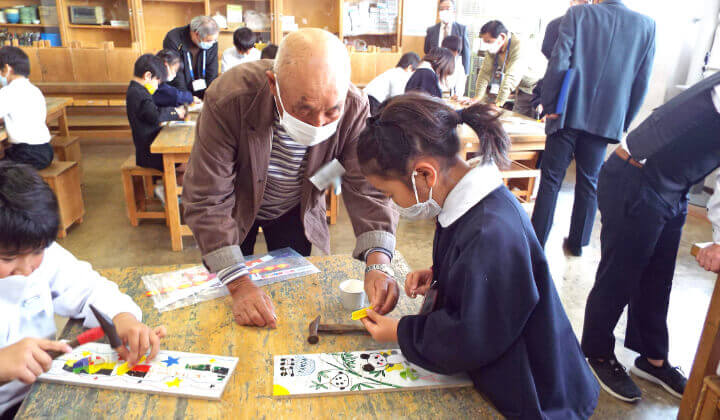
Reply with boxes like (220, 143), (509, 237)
(455, 108), (464, 124)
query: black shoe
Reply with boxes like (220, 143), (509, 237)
(631, 357), (687, 399)
(587, 357), (642, 403)
(563, 238), (582, 257)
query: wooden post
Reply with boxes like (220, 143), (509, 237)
(163, 154), (183, 251)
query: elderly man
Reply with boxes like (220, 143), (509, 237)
(182, 29), (399, 328)
(163, 16), (220, 99)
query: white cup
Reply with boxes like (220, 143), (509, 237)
(339, 279), (366, 311)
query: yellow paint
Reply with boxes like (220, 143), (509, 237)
(351, 306), (373, 321)
(82, 351), (91, 357)
(209, 359), (216, 363)
(386, 364), (404, 373)
(273, 384), (290, 396)
(116, 362), (130, 376)
(64, 359), (76, 367)
(166, 377), (182, 388)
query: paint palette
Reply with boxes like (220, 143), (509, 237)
(38, 343), (238, 400)
(272, 349), (473, 398)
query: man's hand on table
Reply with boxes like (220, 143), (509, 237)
(697, 244), (720, 273)
(364, 252), (399, 315)
(227, 277), (277, 328)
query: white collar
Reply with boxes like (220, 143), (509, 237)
(438, 162), (503, 227)
(417, 61), (435, 72)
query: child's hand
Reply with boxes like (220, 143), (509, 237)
(175, 106), (187, 120)
(112, 313), (167, 367)
(192, 96), (202, 104)
(0, 338), (71, 384)
(360, 309), (399, 343)
(405, 269), (433, 298)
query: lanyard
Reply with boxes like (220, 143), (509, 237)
(493, 34), (512, 76)
(186, 50), (206, 80)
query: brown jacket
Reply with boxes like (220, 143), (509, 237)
(182, 59), (398, 273)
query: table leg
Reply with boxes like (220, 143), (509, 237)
(679, 274), (720, 420)
(163, 154), (183, 251)
(58, 108), (70, 137)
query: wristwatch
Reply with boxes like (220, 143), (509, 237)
(365, 264), (394, 278)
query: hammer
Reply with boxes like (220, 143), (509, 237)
(307, 315), (370, 344)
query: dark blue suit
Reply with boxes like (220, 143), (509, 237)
(532, 0), (656, 253)
(424, 22), (471, 74)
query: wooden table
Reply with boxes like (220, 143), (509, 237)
(16, 254), (497, 419)
(680, 243), (720, 419)
(150, 118), (197, 251)
(45, 97), (74, 137)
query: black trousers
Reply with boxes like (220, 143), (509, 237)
(3, 143), (53, 170)
(531, 128), (610, 251)
(241, 205), (312, 257)
(0, 401), (22, 420)
(581, 154), (686, 360)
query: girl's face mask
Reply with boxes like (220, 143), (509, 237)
(393, 171), (442, 220)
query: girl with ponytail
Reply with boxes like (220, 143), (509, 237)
(356, 92), (599, 419)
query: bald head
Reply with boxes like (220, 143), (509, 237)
(267, 29), (351, 128)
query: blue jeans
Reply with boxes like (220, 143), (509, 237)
(531, 128), (610, 251)
(581, 154), (687, 359)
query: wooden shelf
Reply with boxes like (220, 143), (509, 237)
(0, 23), (59, 28)
(344, 33), (397, 36)
(231, 28), (271, 33)
(144, 0), (205, 3)
(68, 24), (130, 30)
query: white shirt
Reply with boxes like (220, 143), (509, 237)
(441, 55), (467, 96)
(364, 67), (412, 103)
(438, 22), (452, 48)
(0, 243), (142, 415)
(706, 83), (720, 243)
(438, 162), (503, 228)
(0, 78), (51, 145)
(221, 47), (261, 73)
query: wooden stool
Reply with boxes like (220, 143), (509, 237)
(121, 155), (167, 226)
(50, 135), (82, 164)
(38, 161), (84, 238)
(501, 160), (541, 203)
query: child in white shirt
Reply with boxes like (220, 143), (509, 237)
(0, 162), (165, 418)
(441, 35), (468, 97)
(0, 47), (53, 170)
(221, 27), (261, 72)
(364, 52), (420, 115)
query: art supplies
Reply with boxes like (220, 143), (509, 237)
(38, 343), (238, 400)
(272, 349), (472, 397)
(142, 248), (320, 312)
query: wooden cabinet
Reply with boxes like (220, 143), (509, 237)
(0, 0), (65, 45)
(340, 0), (402, 49)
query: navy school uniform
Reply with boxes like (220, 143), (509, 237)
(405, 67), (442, 98)
(397, 166), (599, 419)
(153, 82), (193, 108)
(126, 81), (181, 171)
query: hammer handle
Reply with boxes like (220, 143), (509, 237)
(318, 324), (370, 334)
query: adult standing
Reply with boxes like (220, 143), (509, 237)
(531, 0), (656, 256)
(582, 72), (720, 402)
(471, 21), (545, 117)
(424, 0), (470, 74)
(162, 16), (219, 99)
(182, 29), (399, 328)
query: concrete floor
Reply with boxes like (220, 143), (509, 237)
(57, 142), (718, 419)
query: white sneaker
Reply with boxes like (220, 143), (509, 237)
(154, 184), (166, 206)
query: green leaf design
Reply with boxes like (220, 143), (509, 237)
(311, 380), (328, 390)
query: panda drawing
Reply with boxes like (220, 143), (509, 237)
(360, 351), (405, 373)
(329, 372), (350, 390)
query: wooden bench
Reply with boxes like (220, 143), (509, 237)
(121, 155), (167, 227)
(38, 161), (84, 238)
(692, 376), (720, 419)
(50, 135), (82, 164)
(502, 160), (541, 203)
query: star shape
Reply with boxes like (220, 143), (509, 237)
(162, 356), (180, 367)
(166, 377), (182, 388)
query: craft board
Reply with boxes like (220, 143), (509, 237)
(272, 349), (473, 398)
(38, 343), (238, 400)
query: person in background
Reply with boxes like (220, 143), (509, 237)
(472, 20), (544, 117)
(364, 52), (420, 114)
(154, 49), (201, 108)
(424, 0), (470, 74)
(162, 16), (219, 99)
(531, 0), (656, 257)
(405, 47), (455, 98)
(221, 27), (261, 72)
(0, 161), (166, 420)
(357, 94), (599, 419)
(441, 35), (467, 97)
(260, 44), (279, 60)
(126, 54), (185, 173)
(582, 73), (720, 403)
(0, 46), (53, 170)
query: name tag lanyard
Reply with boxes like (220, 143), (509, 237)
(186, 50), (206, 81)
(491, 35), (512, 88)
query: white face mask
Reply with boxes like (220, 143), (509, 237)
(275, 78), (341, 147)
(438, 10), (455, 24)
(393, 171), (442, 220)
(0, 69), (7, 87)
(486, 36), (505, 54)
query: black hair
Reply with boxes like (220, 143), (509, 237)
(441, 35), (461, 54)
(396, 52), (420, 70)
(261, 44), (279, 60)
(0, 161), (59, 255)
(133, 53), (167, 81)
(438, 0), (454, 7)
(233, 28), (256, 53)
(357, 93), (510, 184)
(0, 46), (30, 77)
(423, 47), (455, 83)
(156, 49), (183, 72)
(480, 20), (509, 38)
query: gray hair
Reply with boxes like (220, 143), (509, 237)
(190, 16), (219, 39)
